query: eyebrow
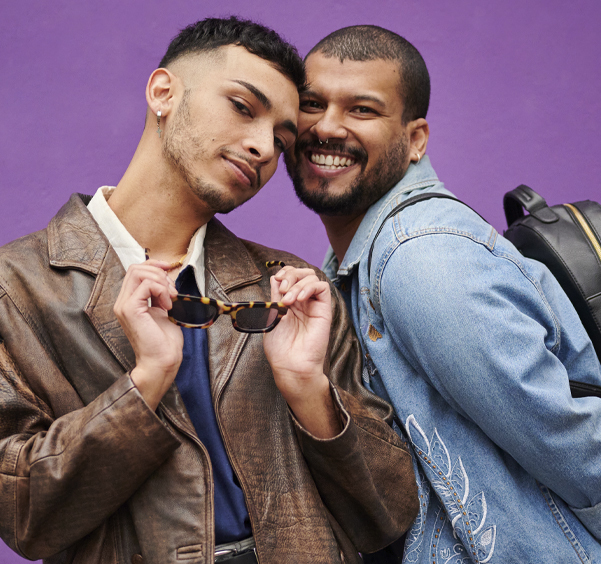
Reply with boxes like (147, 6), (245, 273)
(234, 79), (298, 137)
(281, 119), (298, 138)
(234, 80), (272, 110)
(301, 89), (387, 109)
(352, 94), (386, 108)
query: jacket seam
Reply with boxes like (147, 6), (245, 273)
(538, 482), (590, 564)
(27, 383), (137, 465)
(372, 231), (562, 353)
(372, 229), (491, 309)
(10, 440), (25, 557)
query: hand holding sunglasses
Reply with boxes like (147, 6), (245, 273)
(167, 262), (289, 333)
(262, 265), (340, 439)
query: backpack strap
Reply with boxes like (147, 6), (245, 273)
(503, 184), (559, 226)
(367, 192), (485, 280)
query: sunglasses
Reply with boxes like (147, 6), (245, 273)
(167, 261), (288, 333)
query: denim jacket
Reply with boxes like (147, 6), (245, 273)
(323, 156), (601, 563)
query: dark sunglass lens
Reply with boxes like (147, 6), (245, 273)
(235, 307), (279, 330)
(170, 300), (217, 326)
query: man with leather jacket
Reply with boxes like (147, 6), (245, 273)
(0, 17), (417, 564)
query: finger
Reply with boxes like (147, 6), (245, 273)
(120, 264), (176, 301)
(116, 278), (174, 320)
(274, 266), (318, 293)
(270, 275), (284, 302)
(280, 276), (327, 305)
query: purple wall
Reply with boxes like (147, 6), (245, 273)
(1, 0), (600, 561)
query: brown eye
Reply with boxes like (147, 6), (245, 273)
(232, 99), (251, 116)
(300, 100), (322, 112)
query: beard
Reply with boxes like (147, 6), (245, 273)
(162, 89), (239, 215)
(286, 134), (410, 217)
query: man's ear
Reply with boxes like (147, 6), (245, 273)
(408, 118), (429, 162)
(146, 68), (176, 118)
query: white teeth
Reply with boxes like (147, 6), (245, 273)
(310, 153), (355, 169)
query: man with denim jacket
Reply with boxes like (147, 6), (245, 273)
(285, 25), (601, 562)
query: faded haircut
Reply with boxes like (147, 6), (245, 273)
(159, 16), (306, 93)
(307, 25), (430, 123)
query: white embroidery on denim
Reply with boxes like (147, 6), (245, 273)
(403, 467), (430, 562)
(433, 504), (471, 564)
(406, 415), (497, 563)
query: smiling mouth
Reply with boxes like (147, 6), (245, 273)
(308, 151), (356, 170)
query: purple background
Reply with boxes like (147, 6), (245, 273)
(1, 0), (600, 561)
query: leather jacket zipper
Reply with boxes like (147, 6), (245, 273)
(563, 203), (601, 262)
(159, 406), (216, 563)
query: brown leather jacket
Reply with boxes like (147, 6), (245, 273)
(0, 194), (418, 564)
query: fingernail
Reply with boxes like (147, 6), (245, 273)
(298, 290), (306, 300)
(280, 280), (289, 292)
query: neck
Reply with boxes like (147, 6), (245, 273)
(107, 134), (213, 263)
(320, 213), (365, 265)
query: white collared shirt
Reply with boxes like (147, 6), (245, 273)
(87, 186), (206, 293)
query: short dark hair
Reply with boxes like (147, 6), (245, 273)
(159, 16), (306, 92)
(307, 25), (430, 123)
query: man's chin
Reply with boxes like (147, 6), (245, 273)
(292, 178), (357, 217)
(190, 183), (239, 216)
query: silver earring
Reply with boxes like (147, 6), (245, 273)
(416, 153), (421, 164)
(157, 110), (162, 138)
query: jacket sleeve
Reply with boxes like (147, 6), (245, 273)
(377, 230), (601, 538)
(0, 340), (181, 560)
(293, 281), (419, 554)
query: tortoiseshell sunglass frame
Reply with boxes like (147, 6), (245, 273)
(167, 261), (288, 333)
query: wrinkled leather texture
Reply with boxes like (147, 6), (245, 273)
(0, 194), (418, 563)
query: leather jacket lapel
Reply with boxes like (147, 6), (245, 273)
(84, 246), (135, 373)
(204, 219), (267, 400)
(48, 194), (135, 398)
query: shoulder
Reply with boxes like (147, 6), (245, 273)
(367, 193), (499, 291)
(0, 228), (51, 289)
(392, 194), (495, 246)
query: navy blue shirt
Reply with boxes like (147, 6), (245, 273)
(175, 266), (252, 544)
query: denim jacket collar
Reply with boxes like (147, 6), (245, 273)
(323, 155), (441, 279)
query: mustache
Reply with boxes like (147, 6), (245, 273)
(295, 138), (368, 164)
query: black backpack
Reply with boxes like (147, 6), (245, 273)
(367, 188), (601, 397)
(503, 185), (601, 395)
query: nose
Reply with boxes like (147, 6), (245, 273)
(311, 107), (347, 143)
(243, 124), (276, 166)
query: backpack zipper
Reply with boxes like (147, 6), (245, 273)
(563, 203), (601, 263)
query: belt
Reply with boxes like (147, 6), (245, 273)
(214, 537), (258, 563)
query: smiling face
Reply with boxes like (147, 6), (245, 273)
(286, 52), (413, 218)
(163, 45), (299, 215)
